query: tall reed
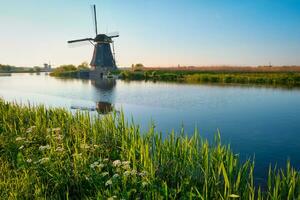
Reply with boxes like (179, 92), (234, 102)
(0, 99), (300, 199)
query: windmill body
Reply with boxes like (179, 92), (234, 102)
(68, 5), (119, 79)
(90, 34), (116, 69)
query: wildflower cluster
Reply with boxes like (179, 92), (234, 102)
(88, 159), (150, 198)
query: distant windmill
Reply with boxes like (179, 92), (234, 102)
(68, 5), (119, 78)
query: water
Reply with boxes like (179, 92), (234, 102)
(1, 73), (300, 181)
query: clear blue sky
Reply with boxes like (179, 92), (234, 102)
(0, 0), (300, 67)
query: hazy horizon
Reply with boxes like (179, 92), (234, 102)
(1, 0), (300, 67)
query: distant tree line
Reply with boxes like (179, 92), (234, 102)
(0, 64), (44, 73)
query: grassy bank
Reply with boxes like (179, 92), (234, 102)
(1, 100), (300, 199)
(50, 70), (84, 78)
(118, 70), (300, 86)
(49, 64), (90, 78)
(50, 65), (300, 87)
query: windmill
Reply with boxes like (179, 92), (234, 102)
(68, 5), (119, 78)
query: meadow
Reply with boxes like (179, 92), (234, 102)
(1, 99), (300, 199)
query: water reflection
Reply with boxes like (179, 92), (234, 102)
(91, 78), (116, 91)
(96, 101), (114, 114)
(90, 78), (117, 103)
(54, 77), (90, 84)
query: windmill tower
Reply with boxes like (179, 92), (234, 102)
(68, 5), (119, 79)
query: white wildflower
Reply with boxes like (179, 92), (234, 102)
(55, 134), (64, 141)
(26, 159), (32, 163)
(124, 171), (131, 176)
(19, 145), (24, 150)
(122, 161), (130, 165)
(112, 174), (120, 179)
(93, 163), (104, 169)
(26, 126), (36, 133)
(112, 160), (121, 167)
(131, 169), (137, 175)
(90, 161), (99, 169)
(39, 157), (50, 164)
(98, 163), (105, 168)
(16, 137), (25, 141)
(122, 161), (131, 170)
(101, 172), (109, 177)
(105, 179), (112, 186)
(55, 147), (64, 152)
(39, 144), (50, 151)
(139, 171), (147, 177)
(122, 164), (131, 170)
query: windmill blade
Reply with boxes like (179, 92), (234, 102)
(91, 4), (98, 35)
(67, 38), (94, 43)
(68, 40), (94, 48)
(107, 31), (119, 38)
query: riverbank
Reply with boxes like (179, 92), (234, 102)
(1, 99), (300, 199)
(50, 66), (300, 87)
(118, 67), (300, 87)
(49, 64), (91, 78)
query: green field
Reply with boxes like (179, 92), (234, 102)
(1, 99), (300, 199)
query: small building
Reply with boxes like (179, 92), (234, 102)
(43, 63), (52, 72)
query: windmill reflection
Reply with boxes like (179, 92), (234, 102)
(96, 101), (114, 114)
(91, 78), (116, 91)
(91, 78), (117, 114)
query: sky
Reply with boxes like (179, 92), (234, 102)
(0, 0), (300, 68)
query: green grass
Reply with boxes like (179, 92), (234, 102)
(118, 70), (300, 87)
(1, 99), (300, 199)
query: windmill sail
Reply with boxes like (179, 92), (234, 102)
(68, 38), (94, 43)
(93, 4), (98, 35)
(107, 32), (119, 38)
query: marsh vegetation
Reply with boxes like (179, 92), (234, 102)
(1, 99), (300, 199)
(118, 69), (300, 87)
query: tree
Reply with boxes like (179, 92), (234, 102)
(33, 66), (41, 72)
(78, 62), (89, 70)
(0, 64), (12, 72)
(132, 63), (144, 71)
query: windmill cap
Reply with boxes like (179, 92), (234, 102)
(94, 34), (112, 43)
